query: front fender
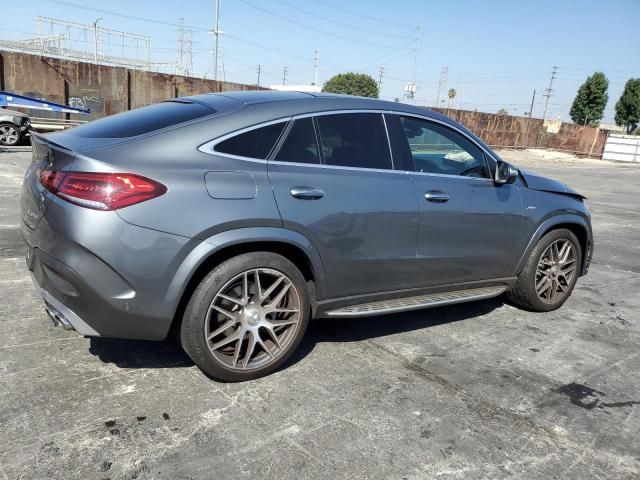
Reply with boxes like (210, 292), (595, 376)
(514, 212), (592, 276)
(164, 227), (327, 321)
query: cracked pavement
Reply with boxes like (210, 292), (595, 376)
(0, 148), (639, 479)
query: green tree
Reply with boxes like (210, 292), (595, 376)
(322, 73), (379, 98)
(497, 108), (509, 115)
(615, 78), (640, 134)
(569, 72), (609, 126)
(447, 88), (456, 108)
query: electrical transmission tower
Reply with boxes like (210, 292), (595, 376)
(542, 66), (558, 121)
(256, 64), (262, 86)
(435, 66), (448, 107)
(377, 67), (384, 92)
(0, 16), (177, 70)
(282, 66), (288, 85)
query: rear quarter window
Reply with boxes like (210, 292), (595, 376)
(67, 101), (214, 138)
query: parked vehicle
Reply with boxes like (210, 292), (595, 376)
(0, 108), (30, 146)
(20, 91), (593, 381)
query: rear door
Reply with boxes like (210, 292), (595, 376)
(268, 112), (419, 299)
(386, 114), (525, 286)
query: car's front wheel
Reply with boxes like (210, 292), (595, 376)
(0, 123), (22, 146)
(180, 252), (310, 382)
(508, 228), (582, 312)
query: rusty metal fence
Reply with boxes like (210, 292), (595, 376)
(431, 108), (608, 158)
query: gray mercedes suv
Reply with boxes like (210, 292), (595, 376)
(20, 91), (593, 381)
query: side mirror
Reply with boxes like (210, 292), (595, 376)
(495, 160), (518, 185)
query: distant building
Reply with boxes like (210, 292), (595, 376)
(269, 84), (322, 93)
(599, 123), (625, 132)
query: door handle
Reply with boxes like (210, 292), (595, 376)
(424, 190), (449, 203)
(290, 186), (325, 200)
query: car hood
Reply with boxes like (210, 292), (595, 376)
(0, 108), (29, 118)
(519, 168), (586, 199)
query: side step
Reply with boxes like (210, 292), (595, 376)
(325, 286), (506, 318)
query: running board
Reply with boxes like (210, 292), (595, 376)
(325, 286), (506, 318)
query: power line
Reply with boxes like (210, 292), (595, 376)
(310, 0), (418, 29)
(41, 0), (206, 31)
(275, 0), (415, 40)
(237, 0), (413, 50)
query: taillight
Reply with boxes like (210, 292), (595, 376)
(39, 170), (167, 210)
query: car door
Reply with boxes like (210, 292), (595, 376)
(268, 112), (419, 299)
(385, 113), (526, 287)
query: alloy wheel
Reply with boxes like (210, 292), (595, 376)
(204, 268), (302, 371)
(0, 125), (19, 145)
(535, 239), (577, 304)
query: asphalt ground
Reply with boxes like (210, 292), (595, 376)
(0, 147), (639, 479)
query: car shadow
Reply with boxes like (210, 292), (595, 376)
(286, 297), (503, 368)
(88, 337), (194, 369)
(87, 297), (503, 373)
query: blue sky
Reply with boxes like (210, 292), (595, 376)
(2, 0), (639, 123)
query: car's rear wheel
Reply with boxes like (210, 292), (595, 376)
(508, 228), (582, 312)
(0, 123), (21, 146)
(180, 252), (310, 382)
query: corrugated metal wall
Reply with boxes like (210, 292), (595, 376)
(603, 134), (640, 162)
(0, 50), (264, 121)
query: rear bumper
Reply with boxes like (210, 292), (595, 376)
(21, 198), (192, 340)
(31, 273), (100, 336)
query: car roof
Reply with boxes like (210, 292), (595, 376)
(182, 90), (452, 124)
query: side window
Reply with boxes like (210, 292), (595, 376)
(214, 122), (286, 159)
(316, 113), (392, 170)
(399, 116), (490, 178)
(274, 117), (320, 164)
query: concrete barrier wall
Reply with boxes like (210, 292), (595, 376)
(0, 50), (264, 121)
(431, 108), (607, 157)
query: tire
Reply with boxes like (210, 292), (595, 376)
(180, 252), (311, 382)
(0, 123), (22, 147)
(508, 228), (582, 312)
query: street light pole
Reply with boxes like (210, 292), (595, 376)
(93, 17), (103, 64)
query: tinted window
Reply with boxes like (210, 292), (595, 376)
(316, 113), (392, 170)
(215, 122), (286, 159)
(274, 118), (319, 164)
(68, 101), (213, 138)
(399, 116), (490, 178)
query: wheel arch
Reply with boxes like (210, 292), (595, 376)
(514, 214), (591, 277)
(165, 227), (326, 339)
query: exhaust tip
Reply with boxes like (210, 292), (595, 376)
(45, 304), (75, 331)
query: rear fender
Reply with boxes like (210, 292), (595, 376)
(164, 227), (327, 319)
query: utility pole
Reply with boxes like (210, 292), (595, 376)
(282, 66), (288, 86)
(313, 49), (320, 87)
(212, 0), (221, 81)
(524, 89), (536, 147)
(93, 17), (102, 64)
(256, 64), (261, 86)
(457, 72), (464, 109)
(435, 66), (448, 107)
(377, 67), (384, 91)
(404, 26), (421, 102)
(542, 66), (557, 122)
(177, 17), (184, 75)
